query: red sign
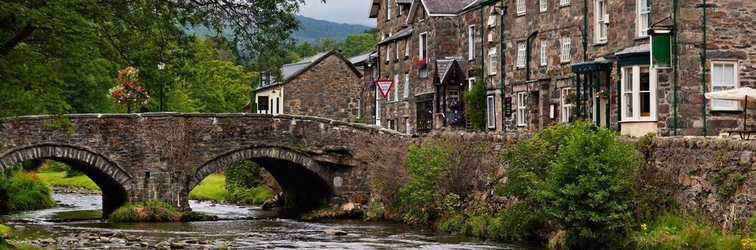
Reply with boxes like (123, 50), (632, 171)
(375, 79), (394, 98)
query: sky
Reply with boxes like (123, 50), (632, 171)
(297, 0), (376, 27)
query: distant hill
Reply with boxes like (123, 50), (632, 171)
(293, 15), (374, 44)
(185, 15), (374, 44)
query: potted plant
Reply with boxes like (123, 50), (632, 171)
(565, 92), (576, 104)
(414, 57), (427, 70)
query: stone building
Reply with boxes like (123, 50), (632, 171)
(370, 0), (756, 137)
(254, 50), (364, 122)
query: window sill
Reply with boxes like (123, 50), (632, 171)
(619, 119), (657, 123)
(634, 36), (649, 41)
(593, 41), (607, 46)
(560, 61), (571, 64)
(516, 13), (526, 17)
(711, 109), (743, 113)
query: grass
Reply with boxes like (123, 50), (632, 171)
(629, 212), (745, 250)
(110, 200), (182, 222)
(189, 174), (227, 201)
(35, 171), (99, 191)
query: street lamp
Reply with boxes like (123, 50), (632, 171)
(157, 57), (165, 112)
(491, 5), (508, 131)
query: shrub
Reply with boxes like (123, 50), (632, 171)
(109, 201), (182, 222)
(225, 185), (274, 205)
(463, 68), (487, 130)
(397, 144), (450, 224)
(0, 170), (55, 214)
(500, 121), (638, 248)
(225, 160), (262, 190)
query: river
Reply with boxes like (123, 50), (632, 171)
(2, 193), (545, 249)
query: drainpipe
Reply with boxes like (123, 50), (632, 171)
(499, 0), (505, 131)
(673, 0), (679, 135)
(700, 0), (708, 136)
(525, 31), (538, 81)
(480, 5), (485, 74)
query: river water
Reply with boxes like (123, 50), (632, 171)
(2, 193), (545, 249)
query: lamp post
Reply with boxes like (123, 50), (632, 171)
(491, 5), (508, 131)
(157, 57), (165, 112)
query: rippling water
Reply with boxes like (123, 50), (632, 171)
(2, 193), (545, 249)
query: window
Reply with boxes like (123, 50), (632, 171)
(404, 39), (410, 58)
(621, 66), (655, 120)
(386, 45), (390, 62)
(561, 88), (573, 122)
(387, 119), (395, 130)
(560, 0), (571, 6)
(561, 36), (571, 62)
(386, 0), (391, 21)
(516, 43), (526, 68)
(390, 74), (399, 101)
(540, 0), (548, 12)
(517, 0), (526, 15)
(595, 0), (608, 43)
(487, 96), (496, 129)
(405, 117), (411, 134)
(398, 3), (403, 17)
(375, 90), (381, 125)
(449, 90), (460, 103)
(638, 0), (650, 37)
(711, 61), (739, 110)
(419, 33), (428, 78)
(540, 40), (547, 66)
(488, 48), (497, 75)
(517, 92), (527, 126)
(403, 73), (409, 98)
(419, 33), (427, 58)
(468, 78), (475, 91)
(468, 25), (475, 60)
(355, 99), (361, 118)
(394, 41), (399, 60)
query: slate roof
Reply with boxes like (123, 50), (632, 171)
(436, 58), (462, 84)
(396, 0), (413, 3)
(349, 51), (377, 66)
(423, 0), (478, 14)
(256, 51), (362, 91)
(378, 27), (413, 45)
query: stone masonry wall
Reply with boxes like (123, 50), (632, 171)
(284, 54), (363, 123)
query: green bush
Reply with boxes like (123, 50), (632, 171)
(225, 185), (274, 205)
(500, 121), (638, 249)
(0, 170), (55, 214)
(109, 201), (182, 222)
(225, 160), (262, 189)
(463, 68), (487, 130)
(397, 144), (450, 224)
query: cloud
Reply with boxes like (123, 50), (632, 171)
(298, 0), (376, 26)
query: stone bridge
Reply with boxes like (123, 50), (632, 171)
(0, 113), (408, 216)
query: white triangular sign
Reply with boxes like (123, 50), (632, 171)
(375, 79), (394, 98)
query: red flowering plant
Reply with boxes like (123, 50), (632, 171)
(110, 66), (151, 113)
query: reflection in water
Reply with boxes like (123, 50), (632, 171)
(2, 193), (544, 249)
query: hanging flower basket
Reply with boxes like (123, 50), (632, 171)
(596, 89), (609, 99)
(415, 57), (427, 70)
(449, 100), (463, 111)
(449, 114), (466, 126)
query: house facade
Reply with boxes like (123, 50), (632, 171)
(254, 50), (365, 122)
(370, 0), (756, 137)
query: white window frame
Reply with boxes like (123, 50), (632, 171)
(540, 40), (548, 66)
(394, 41), (399, 60)
(404, 39), (410, 58)
(386, 0), (391, 21)
(516, 43), (526, 68)
(561, 88), (573, 122)
(487, 95), (496, 129)
(468, 78), (475, 91)
(621, 65), (656, 121)
(637, 0), (650, 37)
(390, 74), (399, 101)
(540, 0), (548, 12)
(517, 0), (526, 15)
(386, 45), (390, 62)
(561, 36), (571, 63)
(405, 117), (411, 134)
(517, 92), (527, 126)
(560, 0), (571, 6)
(488, 48), (497, 75)
(375, 89), (381, 126)
(595, 0), (608, 43)
(711, 61), (740, 111)
(468, 25), (476, 60)
(419, 33), (428, 78)
(403, 73), (409, 98)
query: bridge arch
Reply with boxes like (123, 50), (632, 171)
(0, 143), (132, 217)
(191, 146), (333, 211)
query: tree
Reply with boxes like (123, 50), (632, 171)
(342, 33), (376, 57)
